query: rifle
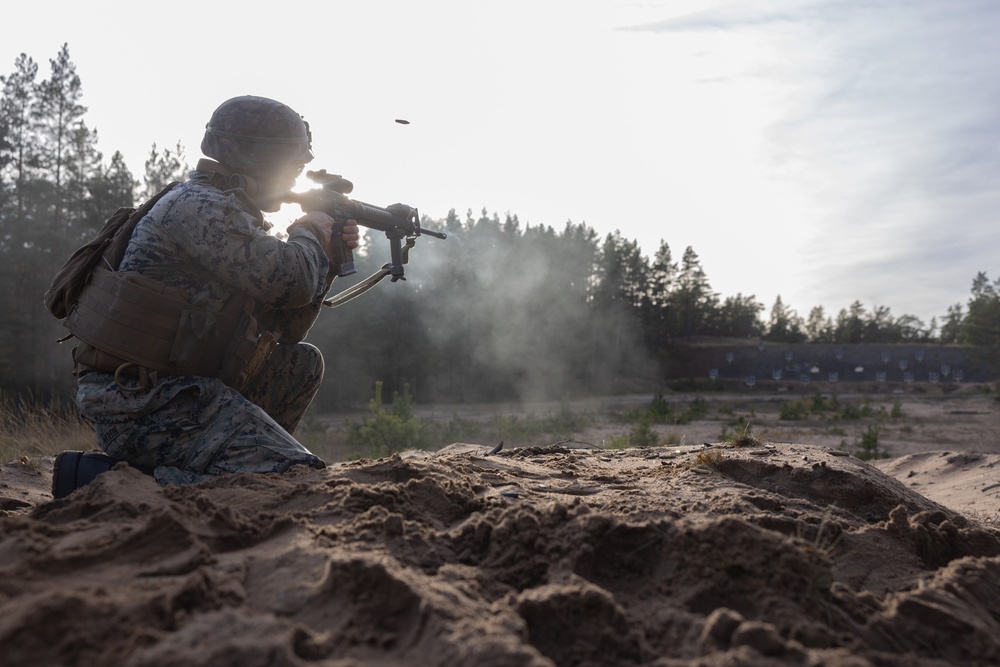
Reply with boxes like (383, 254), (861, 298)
(282, 170), (447, 298)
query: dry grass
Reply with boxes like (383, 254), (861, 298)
(694, 448), (727, 468)
(0, 392), (94, 463)
(725, 422), (764, 448)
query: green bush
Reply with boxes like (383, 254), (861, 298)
(779, 400), (810, 421)
(346, 387), (595, 457)
(608, 414), (659, 449)
(347, 381), (425, 458)
(638, 394), (709, 426)
(629, 416), (660, 447)
(850, 424), (890, 460)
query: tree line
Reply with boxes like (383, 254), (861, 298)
(2, 45), (997, 408)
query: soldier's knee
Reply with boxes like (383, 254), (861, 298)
(294, 342), (324, 379)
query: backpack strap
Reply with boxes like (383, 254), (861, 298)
(103, 182), (181, 271)
(43, 182), (181, 320)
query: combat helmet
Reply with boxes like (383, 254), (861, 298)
(201, 96), (313, 178)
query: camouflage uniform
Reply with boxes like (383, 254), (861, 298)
(75, 170), (333, 485)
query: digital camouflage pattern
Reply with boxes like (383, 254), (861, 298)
(75, 170), (334, 485)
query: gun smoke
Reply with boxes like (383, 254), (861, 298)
(311, 210), (661, 411)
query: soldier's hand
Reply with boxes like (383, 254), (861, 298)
(290, 210), (335, 245)
(290, 212), (361, 266)
(341, 220), (360, 249)
(288, 211), (344, 260)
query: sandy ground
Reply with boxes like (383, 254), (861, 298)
(3, 390), (1000, 666)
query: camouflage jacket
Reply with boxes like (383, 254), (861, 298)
(117, 170), (334, 343)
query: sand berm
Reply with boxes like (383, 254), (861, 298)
(3, 440), (1000, 666)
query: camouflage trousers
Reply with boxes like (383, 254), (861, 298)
(75, 342), (327, 486)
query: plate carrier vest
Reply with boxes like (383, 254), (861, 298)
(56, 169), (279, 392)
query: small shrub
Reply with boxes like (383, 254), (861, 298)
(850, 424), (890, 460)
(661, 431), (685, 445)
(695, 449), (726, 468)
(724, 422), (762, 448)
(648, 393), (671, 421)
(606, 434), (631, 449)
(686, 396), (709, 420)
(347, 381), (424, 458)
(607, 412), (660, 449)
(629, 415), (660, 447)
(779, 400), (810, 421)
(830, 399), (878, 421)
(642, 394), (710, 426)
(728, 413), (754, 429)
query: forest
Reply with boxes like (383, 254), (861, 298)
(3, 45), (999, 410)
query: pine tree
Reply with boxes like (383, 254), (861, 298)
(805, 306), (834, 343)
(673, 246), (717, 338)
(962, 272), (1000, 348)
(834, 301), (866, 344)
(85, 150), (138, 225)
(142, 141), (187, 199)
(35, 43), (87, 229)
(713, 294), (764, 338)
(590, 230), (647, 310)
(643, 240), (677, 345)
(0, 53), (40, 219)
(939, 303), (964, 344)
(765, 295), (805, 342)
(64, 123), (103, 240)
(862, 305), (895, 343)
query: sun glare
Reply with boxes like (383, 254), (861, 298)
(264, 174), (322, 236)
(265, 175), (369, 256)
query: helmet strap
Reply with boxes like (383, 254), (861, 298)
(196, 158), (258, 197)
(196, 158), (275, 229)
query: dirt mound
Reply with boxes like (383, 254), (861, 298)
(3, 442), (1000, 666)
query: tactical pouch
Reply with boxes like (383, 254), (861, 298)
(217, 307), (280, 393)
(67, 267), (276, 388)
(67, 268), (195, 375)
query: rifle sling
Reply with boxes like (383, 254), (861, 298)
(323, 237), (416, 308)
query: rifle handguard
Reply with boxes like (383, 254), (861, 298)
(281, 171), (446, 281)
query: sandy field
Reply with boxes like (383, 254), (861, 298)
(3, 388), (1000, 666)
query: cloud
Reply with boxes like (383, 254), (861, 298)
(623, 0), (1000, 319)
(622, 0), (818, 33)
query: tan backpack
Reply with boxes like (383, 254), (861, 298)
(43, 183), (179, 320)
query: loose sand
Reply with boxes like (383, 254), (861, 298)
(4, 421), (1000, 666)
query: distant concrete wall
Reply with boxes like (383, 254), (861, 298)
(666, 342), (991, 385)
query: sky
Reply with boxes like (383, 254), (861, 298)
(4, 0), (999, 326)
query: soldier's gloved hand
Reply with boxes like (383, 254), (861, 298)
(386, 203), (415, 219)
(288, 212), (360, 265)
